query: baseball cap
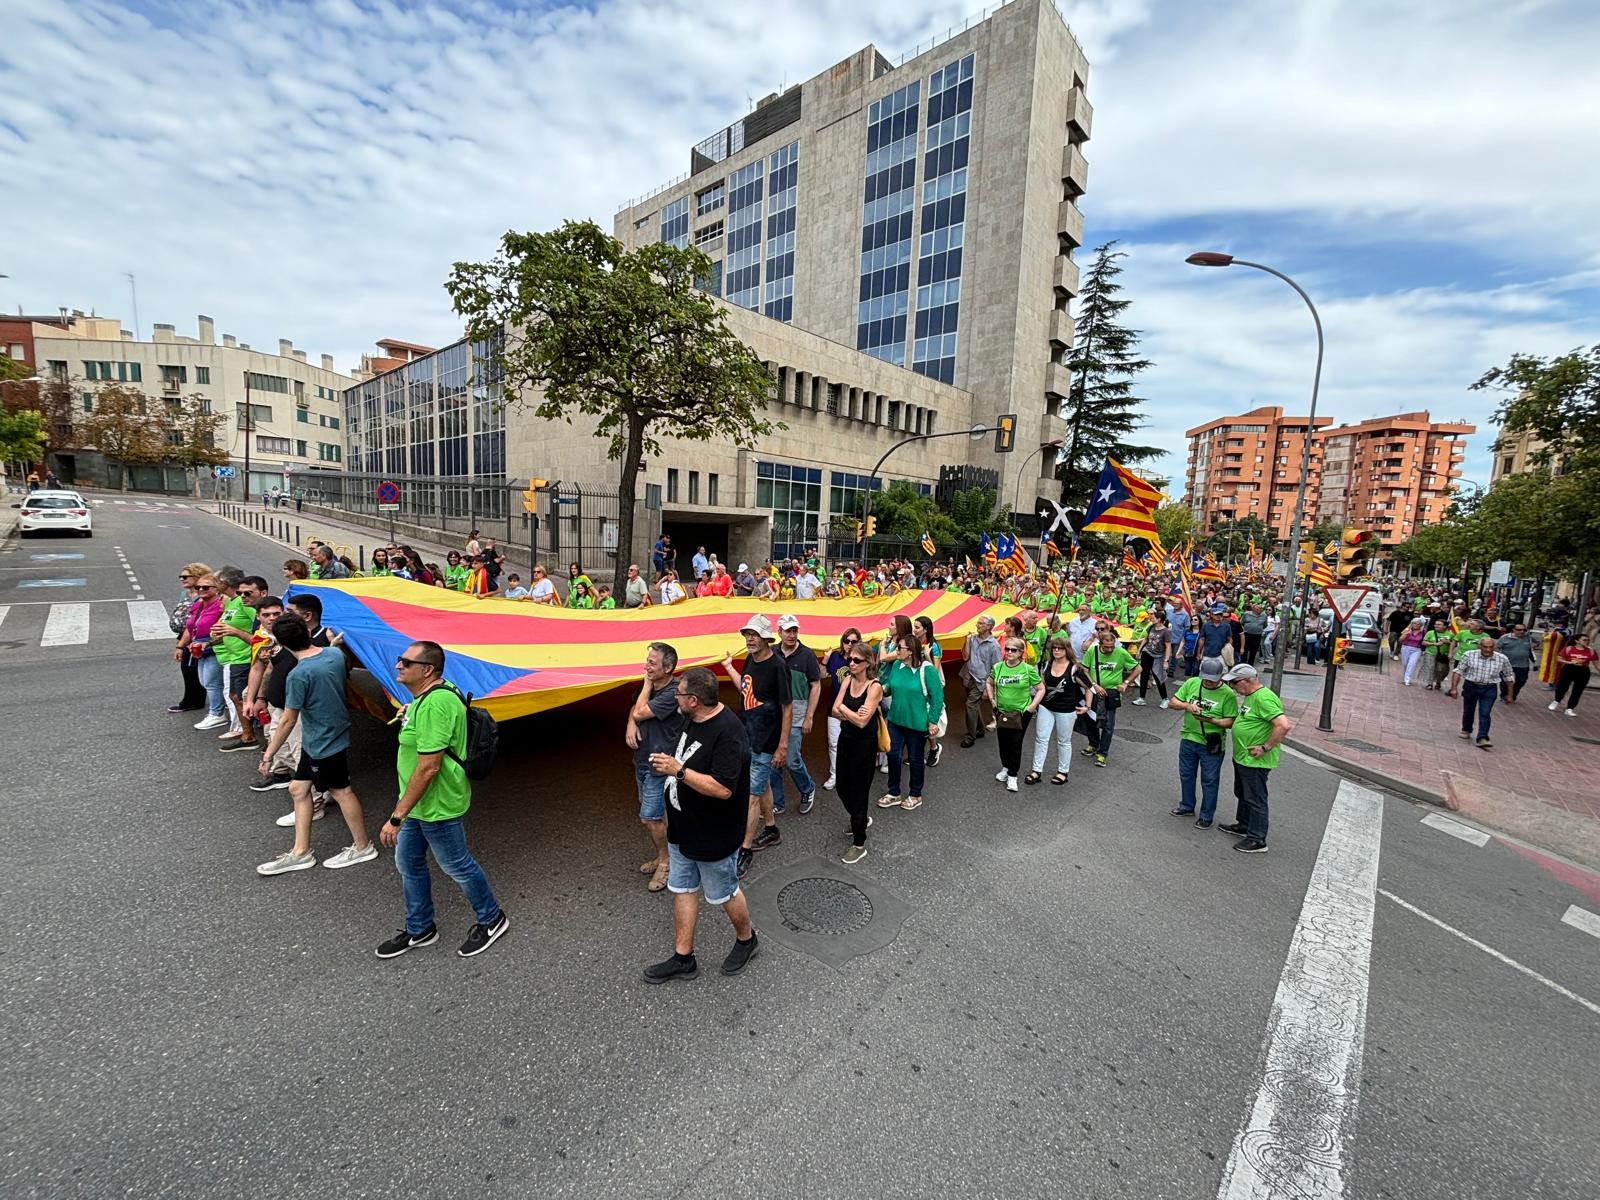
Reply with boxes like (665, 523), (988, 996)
(777, 614), (800, 631)
(739, 614), (775, 640)
(738, 563), (749, 572)
(1199, 656), (1227, 681)
(1222, 663), (1259, 683)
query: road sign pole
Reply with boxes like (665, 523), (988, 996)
(1318, 613), (1341, 732)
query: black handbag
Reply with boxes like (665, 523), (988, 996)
(995, 710), (1025, 730)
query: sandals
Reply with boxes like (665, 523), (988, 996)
(1024, 771), (1043, 785)
(877, 794), (904, 808)
(901, 795), (924, 810)
(1051, 772), (1069, 785)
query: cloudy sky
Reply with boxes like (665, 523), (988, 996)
(3, 0), (1596, 490)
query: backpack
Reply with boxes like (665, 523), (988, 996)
(422, 683), (500, 781)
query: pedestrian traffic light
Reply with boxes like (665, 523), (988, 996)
(994, 413), (1017, 453)
(1338, 526), (1375, 580)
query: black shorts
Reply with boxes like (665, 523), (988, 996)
(294, 749), (350, 792)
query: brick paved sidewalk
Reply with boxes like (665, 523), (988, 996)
(1279, 654), (1600, 867)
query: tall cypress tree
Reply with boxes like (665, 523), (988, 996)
(1055, 241), (1161, 506)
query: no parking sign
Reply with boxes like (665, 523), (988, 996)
(376, 480), (400, 511)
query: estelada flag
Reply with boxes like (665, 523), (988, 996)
(1121, 546), (1146, 576)
(920, 531), (937, 556)
(1082, 458), (1162, 539)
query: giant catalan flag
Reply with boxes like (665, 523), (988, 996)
(284, 577), (1028, 722)
(1081, 457), (1163, 539)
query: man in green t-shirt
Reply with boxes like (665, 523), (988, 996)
(1446, 619), (1485, 697)
(1168, 656), (1237, 827)
(376, 640), (509, 960)
(210, 569), (263, 751)
(1080, 625), (1139, 767)
(1218, 664), (1291, 854)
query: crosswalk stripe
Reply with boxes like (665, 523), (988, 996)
(0, 605), (9, 631)
(127, 600), (173, 641)
(40, 603), (91, 647)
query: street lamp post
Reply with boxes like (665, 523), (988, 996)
(1011, 437), (1065, 524)
(1187, 251), (1324, 696)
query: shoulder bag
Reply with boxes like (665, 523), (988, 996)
(916, 660), (948, 737)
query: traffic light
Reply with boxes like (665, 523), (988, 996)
(863, 515), (878, 539)
(1332, 637), (1350, 666)
(994, 413), (1017, 453)
(523, 478), (549, 513)
(1337, 526), (1375, 580)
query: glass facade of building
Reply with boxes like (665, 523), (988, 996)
(856, 80), (921, 365)
(726, 159), (765, 309)
(827, 470), (881, 520)
(756, 460), (821, 560)
(763, 141), (799, 323)
(661, 197), (690, 249)
(912, 53), (974, 384)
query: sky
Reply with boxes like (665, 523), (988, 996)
(3, 0), (1597, 492)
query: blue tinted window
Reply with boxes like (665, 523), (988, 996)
(856, 79), (920, 364)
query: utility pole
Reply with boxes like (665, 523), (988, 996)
(241, 370), (252, 503)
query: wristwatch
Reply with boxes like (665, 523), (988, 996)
(388, 815), (404, 828)
(675, 767), (686, 783)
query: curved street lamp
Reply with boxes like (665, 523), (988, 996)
(1186, 251), (1324, 694)
(1012, 437), (1066, 523)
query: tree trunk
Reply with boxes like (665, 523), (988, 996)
(614, 409), (647, 580)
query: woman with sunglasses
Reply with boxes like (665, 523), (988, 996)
(986, 637), (1043, 791)
(831, 640), (882, 863)
(175, 574), (228, 728)
(822, 627), (864, 791)
(877, 633), (943, 811)
(1026, 635), (1090, 785)
(167, 562), (212, 713)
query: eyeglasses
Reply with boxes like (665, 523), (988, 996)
(395, 656), (428, 669)
(196, 585), (216, 591)
(842, 637), (859, 644)
(179, 573), (194, 579)
(847, 656), (869, 664)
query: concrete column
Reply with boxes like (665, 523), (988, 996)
(781, 365), (796, 407)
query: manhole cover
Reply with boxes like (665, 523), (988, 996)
(777, 877), (874, 936)
(1116, 729), (1164, 745)
(1332, 737), (1391, 755)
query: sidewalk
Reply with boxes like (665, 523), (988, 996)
(1280, 655), (1600, 870)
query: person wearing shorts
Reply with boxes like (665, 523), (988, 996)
(626, 642), (682, 892)
(642, 667), (759, 983)
(255, 615), (376, 875)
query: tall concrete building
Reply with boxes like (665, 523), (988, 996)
(1315, 412), (1475, 547)
(1183, 406), (1332, 539)
(615, 0), (1091, 510)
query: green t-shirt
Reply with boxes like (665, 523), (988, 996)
(598, 597), (616, 610)
(398, 684), (470, 822)
(1232, 686), (1285, 769)
(211, 595), (257, 665)
(1454, 628), (1483, 658)
(1081, 643), (1138, 690)
(990, 660), (1041, 712)
(1025, 627), (1049, 664)
(1174, 676), (1238, 746)
(445, 565), (469, 591)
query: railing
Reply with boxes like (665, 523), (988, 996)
(895, 0), (1075, 67)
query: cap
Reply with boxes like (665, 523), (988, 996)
(739, 614), (775, 640)
(738, 563), (749, 572)
(777, 614), (800, 631)
(1222, 663), (1259, 683)
(1211, 603), (1228, 613)
(1199, 656), (1227, 681)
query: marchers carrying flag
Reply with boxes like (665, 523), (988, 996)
(996, 532), (1028, 576)
(1069, 532), (1081, 563)
(980, 533), (997, 566)
(1081, 457), (1163, 539)
(1190, 551), (1225, 583)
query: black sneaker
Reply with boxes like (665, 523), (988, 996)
(720, 933), (760, 976)
(752, 824), (782, 851)
(1194, 818), (1213, 829)
(1234, 839), (1268, 854)
(643, 952), (699, 984)
(1216, 821), (1248, 836)
(218, 739), (259, 754)
(736, 847), (753, 878)
(798, 790), (816, 815)
(1170, 807), (1195, 817)
(457, 911), (510, 957)
(375, 925), (439, 959)
(249, 772), (293, 792)
(959, 736), (976, 748)
(929, 743), (944, 767)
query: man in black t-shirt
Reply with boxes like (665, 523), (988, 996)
(644, 667), (758, 983)
(721, 614), (791, 879)
(244, 594), (332, 797)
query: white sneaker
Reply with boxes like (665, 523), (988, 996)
(256, 850), (316, 876)
(1549, 701), (1560, 710)
(1131, 697), (1146, 706)
(995, 768), (1009, 782)
(193, 713), (227, 730)
(822, 775), (836, 791)
(879, 762), (888, 773)
(1568, 709), (1579, 718)
(275, 800), (326, 827)
(323, 843), (379, 869)
(1006, 776), (1018, 792)
(1159, 699), (1170, 709)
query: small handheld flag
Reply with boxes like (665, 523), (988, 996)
(920, 531), (936, 557)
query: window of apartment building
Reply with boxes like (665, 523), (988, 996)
(661, 197), (690, 250)
(84, 360), (141, 383)
(726, 160), (764, 309)
(296, 439), (308, 457)
(199, 399), (212, 415)
(828, 470), (880, 520)
(696, 183), (725, 216)
(235, 402), (272, 426)
(245, 371), (288, 394)
(1501, 455), (1514, 475)
(318, 443), (341, 463)
(667, 468), (679, 503)
(764, 141), (799, 323)
(708, 473), (719, 506)
(857, 77), (922, 365)
(689, 471), (700, 504)
(297, 408), (310, 423)
(159, 364), (187, 386)
(47, 359), (67, 380)
(80, 393), (93, 412)
(257, 435), (292, 454)
(195, 366), (210, 385)
(694, 220), (724, 247)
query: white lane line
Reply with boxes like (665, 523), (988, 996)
(126, 600), (172, 641)
(1561, 905), (1600, 941)
(40, 603), (91, 647)
(1218, 779), (1384, 1200)
(0, 605), (8, 630)
(1420, 812), (1491, 847)
(1380, 890), (1600, 1017)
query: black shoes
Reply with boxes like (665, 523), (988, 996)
(1194, 818), (1213, 829)
(1216, 821), (1248, 836)
(736, 847), (753, 878)
(1171, 807), (1195, 817)
(798, 790), (816, 815)
(458, 911), (510, 957)
(752, 825), (781, 850)
(643, 953), (699, 984)
(249, 772), (293, 792)
(376, 925), (439, 959)
(959, 736), (976, 748)
(721, 934), (760, 976)
(1234, 839), (1268, 854)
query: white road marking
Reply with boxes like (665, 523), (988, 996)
(1381, 890), (1600, 1017)
(1560, 905), (1600, 941)
(126, 600), (172, 641)
(1218, 780), (1384, 1200)
(39, 603), (91, 647)
(1420, 812), (1491, 847)
(0, 605), (8, 630)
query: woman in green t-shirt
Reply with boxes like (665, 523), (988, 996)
(443, 551), (469, 592)
(1080, 625), (1139, 767)
(985, 637), (1043, 792)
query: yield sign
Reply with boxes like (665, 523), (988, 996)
(1322, 584), (1373, 624)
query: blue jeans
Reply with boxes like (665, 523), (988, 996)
(769, 718), (815, 809)
(1094, 702), (1119, 756)
(1461, 680), (1498, 741)
(395, 816), (501, 935)
(196, 652), (224, 716)
(887, 722), (927, 798)
(1177, 738), (1224, 821)
(1304, 636), (1321, 665)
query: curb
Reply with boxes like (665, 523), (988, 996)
(1284, 735), (1448, 809)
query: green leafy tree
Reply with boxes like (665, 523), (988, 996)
(1055, 241), (1162, 504)
(1304, 519), (1344, 552)
(1473, 344), (1600, 472)
(0, 408), (47, 463)
(166, 394), (229, 492)
(0, 352), (31, 383)
(1205, 514), (1270, 559)
(871, 481), (953, 542)
(1153, 502), (1196, 551)
(947, 486), (1011, 549)
(78, 383), (168, 490)
(446, 220), (777, 569)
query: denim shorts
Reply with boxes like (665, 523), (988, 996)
(667, 844), (741, 905)
(748, 750), (775, 795)
(635, 763), (666, 822)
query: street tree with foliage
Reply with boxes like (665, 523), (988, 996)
(1153, 502), (1196, 552)
(870, 481), (954, 542)
(446, 220), (776, 569)
(78, 383), (168, 490)
(1206, 514), (1271, 560)
(0, 408), (47, 464)
(166, 394), (230, 491)
(0, 352), (32, 383)
(1055, 241), (1162, 505)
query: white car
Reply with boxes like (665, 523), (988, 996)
(15, 490), (93, 537)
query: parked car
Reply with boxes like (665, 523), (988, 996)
(1344, 611), (1382, 662)
(15, 491), (93, 537)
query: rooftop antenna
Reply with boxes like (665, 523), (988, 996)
(124, 272), (140, 340)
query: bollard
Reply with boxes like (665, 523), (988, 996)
(295, 525), (301, 548)
(359, 545), (366, 571)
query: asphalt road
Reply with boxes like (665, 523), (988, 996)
(2, 500), (1597, 1199)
